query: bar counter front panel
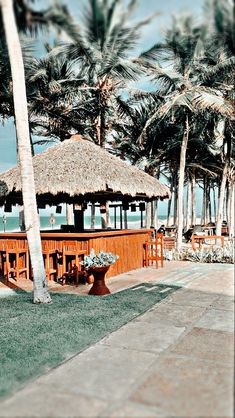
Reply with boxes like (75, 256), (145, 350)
(0, 229), (151, 279)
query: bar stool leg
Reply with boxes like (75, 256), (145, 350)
(6, 253), (9, 282)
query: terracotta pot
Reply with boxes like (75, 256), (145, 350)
(88, 265), (111, 296)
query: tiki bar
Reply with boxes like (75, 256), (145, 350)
(0, 135), (170, 284)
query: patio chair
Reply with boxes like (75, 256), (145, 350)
(144, 233), (164, 268)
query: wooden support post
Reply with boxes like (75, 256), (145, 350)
(74, 204), (84, 231)
(90, 203), (95, 229)
(114, 206), (117, 229)
(140, 211), (143, 228)
(120, 205), (123, 229)
(124, 210), (128, 229)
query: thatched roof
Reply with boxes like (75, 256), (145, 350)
(0, 136), (170, 205)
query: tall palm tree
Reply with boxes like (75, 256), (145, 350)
(112, 94), (182, 227)
(0, 0), (51, 303)
(47, 0), (157, 228)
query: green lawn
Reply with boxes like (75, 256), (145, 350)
(0, 283), (180, 399)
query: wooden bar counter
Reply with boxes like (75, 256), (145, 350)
(0, 229), (151, 279)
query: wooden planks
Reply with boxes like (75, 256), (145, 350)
(0, 230), (151, 279)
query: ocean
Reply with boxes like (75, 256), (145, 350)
(0, 214), (167, 233)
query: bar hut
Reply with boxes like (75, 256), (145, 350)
(0, 135), (170, 280)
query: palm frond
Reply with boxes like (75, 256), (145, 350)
(193, 89), (234, 118)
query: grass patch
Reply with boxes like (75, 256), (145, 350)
(0, 283), (180, 399)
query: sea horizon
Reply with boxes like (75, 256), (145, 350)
(0, 214), (169, 233)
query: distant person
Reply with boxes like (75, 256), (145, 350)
(50, 213), (55, 229)
(184, 225), (203, 242)
(184, 226), (194, 243)
(150, 225), (156, 240)
(157, 224), (165, 235)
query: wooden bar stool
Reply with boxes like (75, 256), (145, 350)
(163, 236), (176, 250)
(41, 241), (58, 282)
(62, 240), (88, 286)
(0, 239), (7, 277)
(5, 239), (29, 281)
(144, 233), (164, 268)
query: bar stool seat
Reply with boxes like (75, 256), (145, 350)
(41, 241), (58, 281)
(5, 239), (29, 281)
(144, 233), (164, 268)
(62, 240), (88, 286)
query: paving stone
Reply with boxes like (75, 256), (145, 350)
(104, 400), (166, 417)
(137, 303), (206, 327)
(35, 345), (157, 401)
(0, 387), (106, 418)
(211, 295), (234, 311)
(195, 308), (234, 332)
(186, 275), (234, 297)
(167, 288), (219, 307)
(170, 327), (234, 363)
(100, 320), (185, 353)
(131, 355), (234, 418)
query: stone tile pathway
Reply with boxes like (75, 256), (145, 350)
(0, 261), (234, 418)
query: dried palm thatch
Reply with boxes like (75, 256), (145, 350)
(0, 135), (170, 205)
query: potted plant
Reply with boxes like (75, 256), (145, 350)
(81, 249), (119, 295)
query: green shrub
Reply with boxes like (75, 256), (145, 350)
(172, 241), (234, 264)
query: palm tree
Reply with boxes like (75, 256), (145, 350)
(50, 0), (157, 146)
(202, 0), (235, 236)
(0, 0), (51, 303)
(26, 51), (94, 141)
(112, 94), (182, 227)
(47, 0), (157, 228)
(137, 15), (234, 248)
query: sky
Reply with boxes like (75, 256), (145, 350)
(0, 0), (204, 216)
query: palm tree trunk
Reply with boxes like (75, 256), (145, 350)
(173, 175), (178, 225)
(90, 203), (96, 229)
(216, 162), (228, 236)
(155, 200), (159, 230)
(224, 184), (228, 222)
(191, 172), (196, 225)
(227, 182), (234, 238)
(150, 200), (154, 227)
(166, 180), (173, 226)
(205, 178), (210, 224)
(145, 202), (151, 228)
(16, 134), (30, 234)
(177, 115), (189, 249)
(185, 178), (192, 231)
(201, 177), (206, 225)
(66, 204), (73, 225)
(213, 184), (217, 222)
(1, 0), (51, 303)
(19, 207), (25, 231)
(208, 182), (212, 223)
